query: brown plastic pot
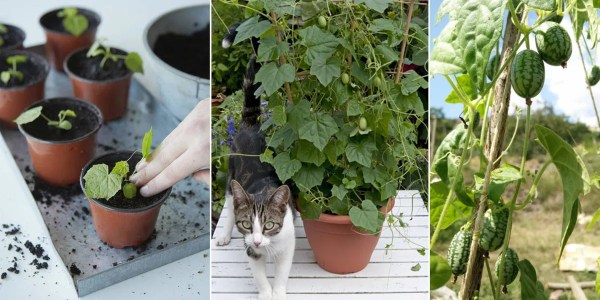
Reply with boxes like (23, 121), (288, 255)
(18, 97), (102, 186)
(39, 8), (100, 71)
(80, 151), (171, 248)
(0, 24), (26, 52)
(302, 198), (395, 274)
(0, 50), (49, 128)
(64, 47), (132, 121)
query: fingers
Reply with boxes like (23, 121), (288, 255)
(138, 150), (202, 197)
(130, 138), (186, 187)
(192, 169), (210, 184)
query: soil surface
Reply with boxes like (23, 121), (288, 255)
(40, 8), (100, 34)
(20, 98), (101, 142)
(0, 52), (47, 88)
(153, 27), (210, 79)
(86, 153), (169, 210)
(66, 48), (130, 81)
(0, 25), (24, 50)
(0, 224), (51, 281)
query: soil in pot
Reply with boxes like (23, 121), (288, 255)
(19, 97), (102, 186)
(302, 198), (395, 274)
(0, 24), (26, 51)
(64, 47), (132, 121)
(39, 8), (100, 71)
(152, 26), (210, 79)
(81, 151), (171, 248)
(0, 51), (49, 128)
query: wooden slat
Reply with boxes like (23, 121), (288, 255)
(216, 215), (429, 227)
(213, 237), (430, 251)
(215, 225), (428, 239)
(212, 249), (428, 263)
(211, 293), (429, 300)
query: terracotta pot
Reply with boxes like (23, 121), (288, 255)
(80, 151), (171, 248)
(302, 198), (395, 274)
(39, 8), (100, 71)
(64, 47), (132, 121)
(18, 97), (102, 186)
(0, 24), (26, 52)
(0, 51), (49, 128)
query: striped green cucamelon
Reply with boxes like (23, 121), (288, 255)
(510, 50), (545, 102)
(447, 228), (472, 281)
(486, 54), (500, 81)
(479, 206), (509, 252)
(587, 66), (600, 86)
(535, 21), (572, 67)
(495, 248), (519, 294)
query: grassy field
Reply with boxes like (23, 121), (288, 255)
(433, 147), (600, 299)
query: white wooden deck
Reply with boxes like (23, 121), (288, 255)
(211, 191), (430, 299)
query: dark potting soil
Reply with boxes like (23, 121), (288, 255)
(66, 48), (130, 81)
(39, 8), (100, 35)
(0, 25), (24, 50)
(69, 263), (81, 275)
(20, 98), (101, 142)
(88, 153), (168, 210)
(0, 52), (47, 88)
(153, 27), (210, 79)
(0, 224), (51, 280)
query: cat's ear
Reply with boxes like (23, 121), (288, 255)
(268, 185), (290, 213)
(230, 180), (251, 209)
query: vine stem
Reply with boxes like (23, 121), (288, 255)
(394, 0), (415, 84)
(484, 258), (497, 299)
(575, 37), (600, 129)
(495, 102), (531, 300)
(515, 159), (551, 210)
(270, 11), (293, 104)
(429, 108), (475, 248)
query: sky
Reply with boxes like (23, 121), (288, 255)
(430, 4), (600, 128)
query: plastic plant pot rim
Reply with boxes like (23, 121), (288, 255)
(39, 7), (101, 36)
(80, 151), (172, 213)
(305, 197), (395, 225)
(17, 97), (103, 145)
(63, 47), (134, 84)
(142, 4), (210, 84)
(0, 50), (50, 91)
(0, 24), (26, 49)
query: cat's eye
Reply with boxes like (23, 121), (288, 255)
(241, 221), (252, 229)
(264, 221), (275, 230)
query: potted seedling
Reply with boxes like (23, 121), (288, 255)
(15, 97), (102, 186)
(64, 39), (143, 121)
(80, 129), (171, 248)
(0, 51), (49, 128)
(0, 23), (26, 52)
(40, 7), (100, 71)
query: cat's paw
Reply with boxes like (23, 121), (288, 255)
(272, 288), (287, 300)
(258, 292), (272, 300)
(214, 234), (232, 246)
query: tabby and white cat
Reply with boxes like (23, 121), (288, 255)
(215, 51), (295, 299)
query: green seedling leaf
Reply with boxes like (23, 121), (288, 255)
(0, 71), (9, 84)
(0, 24), (7, 34)
(86, 40), (104, 57)
(58, 7), (78, 18)
(233, 15), (271, 45)
(57, 120), (72, 130)
(62, 13), (88, 36)
(142, 128), (153, 159)
(83, 164), (123, 200)
(111, 161), (130, 178)
(14, 106), (43, 125)
(125, 52), (144, 74)
(7, 55), (27, 65)
(430, 252), (452, 290)
(60, 109), (77, 118)
(535, 125), (589, 263)
(123, 182), (137, 199)
(518, 260), (547, 300)
(349, 200), (381, 234)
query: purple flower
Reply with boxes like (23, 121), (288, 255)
(261, 101), (268, 107)
(227, 116), (236, 136)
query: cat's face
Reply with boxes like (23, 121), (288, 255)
(230, 180), (290, 249)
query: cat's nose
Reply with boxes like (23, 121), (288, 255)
(254, 241), (261, 247)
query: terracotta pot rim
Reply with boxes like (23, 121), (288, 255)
(39, 7), (101, 36)
(18, 97), (103, 144)
(306, 197), (395, 225)
(0, 24), (26, 50)
(80, 151), (172, 213)
(0, 50), (49, 91)
(64, 47), (133, 84)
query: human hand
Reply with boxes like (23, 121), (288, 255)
(130, 99), (210, 197)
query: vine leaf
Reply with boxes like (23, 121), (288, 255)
(523, 0), (556, 10)
(356, 0), (393, 13)
(272, 151), (301, 182)
(233, 15), (271, 45)
(535, 125), (589, 262)
(310, 56), (341, 86)
(430, 252), (452, 290)
(444, 74), (477, 104)
(111, 161), (129, 178)
(292, 164), (324, 191)
(518, 260), (547, 299)
(490, 164), (523, 184)
(299, 113), (338, 151)
(83, 164), (122, 200)
(255, 62), (295, 96)
(345, 138), (377, 167)
(349, 200), (381, 234)
(430, 180), (470, 230)
(142, 128), (153, 159)
(298, 26), (339, 65)
(14, 106), (42, 125)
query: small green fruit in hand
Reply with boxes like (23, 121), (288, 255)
(586, 66), (600, 86)
(359, 117), (367, 130)
(495, 248), (519, 294)
(123, 182), (137, 199)
(318, 16), (327, 27)
(341, 73), (350, 84)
